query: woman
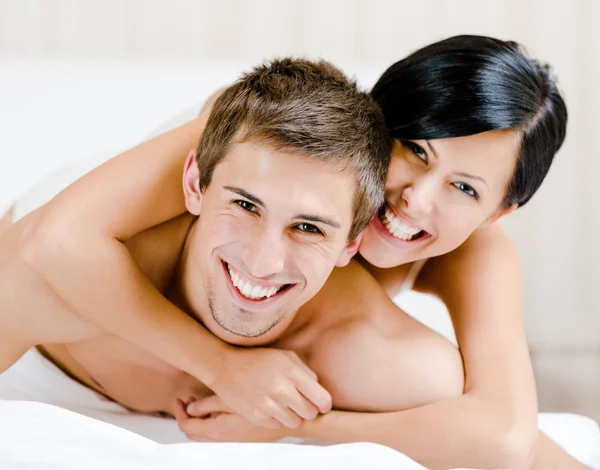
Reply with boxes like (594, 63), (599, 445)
(14, 36), (581, 469)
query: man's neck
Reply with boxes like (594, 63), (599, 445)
(166, 217), (210, 325)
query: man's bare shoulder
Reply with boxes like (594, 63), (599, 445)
(308, 311), (463, 413)
(307, 259), (394, 322)
(304, 261), (464, 413)
(123, 213), (196, 291)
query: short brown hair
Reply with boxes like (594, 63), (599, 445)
(196, 58), (391, 240)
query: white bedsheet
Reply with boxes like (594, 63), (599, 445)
(0, 400), (431, 470)
(1, 349), (599, 469)
(1, 400), (599, 470)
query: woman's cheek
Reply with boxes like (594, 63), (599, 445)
(385, 157), (410, 190)
(440, 213), (479, 248)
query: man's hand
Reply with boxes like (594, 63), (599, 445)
(174, 397), (291, 442)
(207, 347), (331, 429)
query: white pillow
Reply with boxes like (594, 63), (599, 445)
(12, 102), (203, 223)
(12, 152), (116, 223)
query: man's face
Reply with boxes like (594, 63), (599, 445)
(181, 141), (358, 346)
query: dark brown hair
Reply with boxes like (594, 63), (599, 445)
(196, 58), (391, 240)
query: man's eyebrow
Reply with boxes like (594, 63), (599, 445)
(224, 185), (341, 229)
(223, 186), (265, 207)
(293, 214), (341, 229)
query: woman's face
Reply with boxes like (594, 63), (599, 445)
(359, 130), (520, 268)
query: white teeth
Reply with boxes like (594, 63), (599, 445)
(227, 265), (284, 300)
(265, 286), (278, 298)
(242, 282), (252, 298)
(381, 207), (423, 241)
(250, 285), (261, 298)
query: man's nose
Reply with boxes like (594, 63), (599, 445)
(242, 226), (286, 279)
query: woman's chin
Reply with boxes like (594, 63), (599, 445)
(358, 239), (405, 268)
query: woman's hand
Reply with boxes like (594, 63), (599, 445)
(174, 396), (292, 442)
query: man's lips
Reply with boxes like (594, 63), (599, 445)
(221, 261), (293, 309)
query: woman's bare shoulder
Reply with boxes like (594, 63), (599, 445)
(415, 222), (519, 296)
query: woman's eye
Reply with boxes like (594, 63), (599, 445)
(402, 141), (427, 162)
(235, 200), (258, 213)
(453, 182), (479, 200)
(295, 223), (323, 235)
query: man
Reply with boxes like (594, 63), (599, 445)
(0, 56), (463, 439)
(0, 57), (391, 383)
(4, 57), (460, 417)
(2, 57), (459, 416)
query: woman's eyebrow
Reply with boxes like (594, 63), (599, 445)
(454, 172), (489, 190)
(425, 140), (439, 160)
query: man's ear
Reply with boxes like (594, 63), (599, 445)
(335, 232), (363, 267)
(482, 203), (518, 227)
(183, 149), (203, 215)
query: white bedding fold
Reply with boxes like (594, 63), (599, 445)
(0, 400), (432, 470)
(1, 349), (599, 469)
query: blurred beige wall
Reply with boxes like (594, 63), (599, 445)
(0, 0), (599, 416)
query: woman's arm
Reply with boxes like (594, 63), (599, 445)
(181, 228), (589, 468)
(182, 230), (532, 467)
(302, 226), (536, 468)
(19, 103), (215, 371)
(17, 91), (331, 428)
(414, 224), (539, 460)
(303, 224), (588, 469)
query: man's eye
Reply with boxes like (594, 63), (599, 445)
(453, 182), (479, 200)
(235, 200), (258, 213)
(401, 140), (427, 162)
(295, 223), (323, 235)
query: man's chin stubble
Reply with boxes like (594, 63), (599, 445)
(208, 292), (286, 339)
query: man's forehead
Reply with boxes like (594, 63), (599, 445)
(223, 140), (349, 173)
(217, 142), (354, 191)
(213, 141), (356, 219)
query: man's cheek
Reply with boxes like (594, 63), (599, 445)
(301, 268), (326, 297)
(207, 228), (237, 250)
